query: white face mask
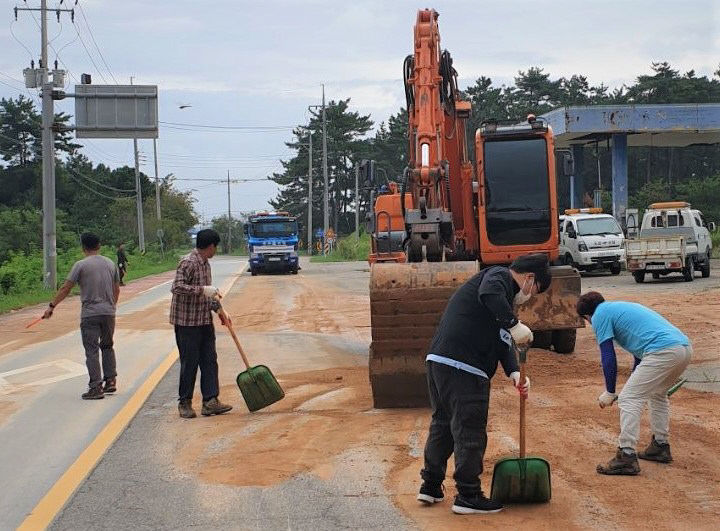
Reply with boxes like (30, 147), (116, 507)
(514, 277), (533, 306)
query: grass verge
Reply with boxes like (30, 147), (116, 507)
(0, 248), (184, 315)
(310, 233), (370, 263)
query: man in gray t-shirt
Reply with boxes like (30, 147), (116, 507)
(44, 232), (121, 400)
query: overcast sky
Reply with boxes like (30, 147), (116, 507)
(1, 0), (718, 223)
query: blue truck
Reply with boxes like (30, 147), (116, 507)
(244, 212), (300, 275)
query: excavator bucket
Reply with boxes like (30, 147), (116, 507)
(369, 262), (582, 408)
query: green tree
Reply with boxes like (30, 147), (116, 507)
(0, 95), (79, 165)
(270, 98), (373, 236)
(211, 215), (245, 254)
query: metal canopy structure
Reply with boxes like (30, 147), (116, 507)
(545, 103), (720, 148)
(543, 103), (720, 222)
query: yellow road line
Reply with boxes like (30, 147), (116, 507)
(18, 347), (178, 531)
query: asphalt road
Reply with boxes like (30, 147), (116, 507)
(50, 260), (410, 531)
(30, 260), (720, 529)
(0, 256), (246, 530)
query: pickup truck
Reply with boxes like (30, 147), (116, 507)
(625, 202), (715, 283)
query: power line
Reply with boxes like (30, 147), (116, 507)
(77, 3), (118, 84)
(157, 151), (290, 161)
(0, 71), (24, 84)
(159, 121), (294, 130)
(22, 1), (79, 83)
(67, 167), (136, 193)
(10, 20), (35, 60)
(0, 77), (25, 92)
(171, 177), (271, 182)
(67, 172), (136, 200)
(71, 18), (108, 83)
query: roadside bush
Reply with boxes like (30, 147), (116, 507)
(311, 233), (370, 262)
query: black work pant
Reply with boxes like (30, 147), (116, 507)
(80, 315), (117, 389)
(175, 324), (219, 402)
(420, 360), (491, 496)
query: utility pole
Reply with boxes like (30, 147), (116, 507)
(40, 0), (55, 288)
(131, 77), (145, 252)
(227, 170), (232, 254)
(15, 1), (72, 288)
(321, 84), (329, 254)
(153, 138), (161, 220)
(307, 132), (313, 255)
(354, 161), (359, 237)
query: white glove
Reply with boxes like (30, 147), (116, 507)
(202, 286), (220, 299)
(598, 391), (618, 409)
(509, 322), (533, 347)
(509, 371), (530, 397)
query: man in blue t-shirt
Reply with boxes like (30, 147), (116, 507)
(576, 291), (692, 476)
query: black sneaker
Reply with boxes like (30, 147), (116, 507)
(103, 378), (117, 394)
(452, 493), (503, 514)
(417, 482), (444, 504)
(81, 386), (104, 400)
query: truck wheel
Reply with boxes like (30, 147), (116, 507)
(564, 253), (575, 268)
(683, 259), (695, 282)
(552, 329), (576, 354)
(291, 267), (299, 275)
(250, 268), (258, 276)
(633, 271), (645, 283)
(532, 331), (553, 350)
(652, 272), (660, 280)
(701, 251), (711, 278)
(610, 263), (621, 275)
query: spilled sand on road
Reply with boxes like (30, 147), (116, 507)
(175, 266), (720, 530)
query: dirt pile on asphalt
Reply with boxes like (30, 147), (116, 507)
(175, 265), (720, 529)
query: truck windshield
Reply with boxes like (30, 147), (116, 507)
(483, 137), (550, 245)
(250, 221), (297, 237)
(577, 217), (622, 236)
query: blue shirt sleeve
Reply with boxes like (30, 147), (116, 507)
(599, 339), (617, 394)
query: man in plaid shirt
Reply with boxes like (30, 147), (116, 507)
(171, 229), (233, 418)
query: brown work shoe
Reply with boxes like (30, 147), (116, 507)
(103, 378), (117, 394)
(81, 386), (104, 400)
(201, 397), (233, 416)
(178, 399), (197, 419)
(638, 436), (672, 463)
(597, 448), (641, 475)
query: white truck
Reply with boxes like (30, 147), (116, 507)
(559, 209), (625, 275)
(625, 202), (715, 283)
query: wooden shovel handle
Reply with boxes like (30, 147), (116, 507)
(519, 359), (526, 459)
(218, 307), (251, 370)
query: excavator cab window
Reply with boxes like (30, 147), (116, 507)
(483, 137), (551, 246)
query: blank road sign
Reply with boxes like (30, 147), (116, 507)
(74, 84), (158, 139)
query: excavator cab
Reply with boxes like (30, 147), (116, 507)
(368, 182), (411, 264)
(476, 116), (559, 264)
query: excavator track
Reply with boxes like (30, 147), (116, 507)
(369, 262), (582, 408)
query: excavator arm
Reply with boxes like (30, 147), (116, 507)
(402, 9), (477, 261)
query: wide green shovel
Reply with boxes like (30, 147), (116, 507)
(219, 306), (285, 412)
(490, 345), (551, 503)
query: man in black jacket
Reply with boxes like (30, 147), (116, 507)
(417, 253), (552, 515)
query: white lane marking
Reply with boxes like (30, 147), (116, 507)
(0, 359), (87, 395)
(132, 279), (173, 298)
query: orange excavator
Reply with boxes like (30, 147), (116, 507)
(368, 9), (583, 407)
